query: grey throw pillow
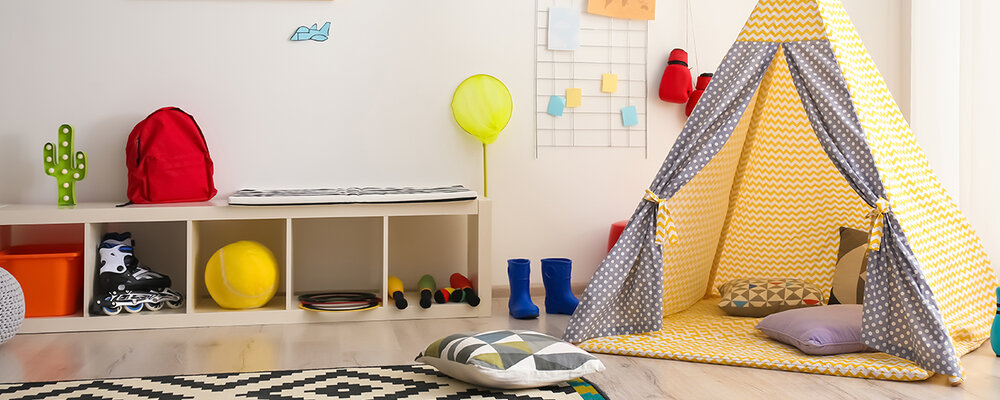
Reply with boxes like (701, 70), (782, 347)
(755, 305), (871, 355)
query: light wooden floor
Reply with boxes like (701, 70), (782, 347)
(1, 298), (997, 400)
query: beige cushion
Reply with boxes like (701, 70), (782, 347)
(718, 278), (825, 317)
(829, 227), (869, 304)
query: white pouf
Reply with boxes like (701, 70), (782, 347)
(0, 268), (24, 345)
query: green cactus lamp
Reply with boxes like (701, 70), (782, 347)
(43, 124), (87, 207)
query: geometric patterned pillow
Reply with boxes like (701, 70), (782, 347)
(415, 330), (605, 389)
(718, 278), (825, 317)
(828, 227), (869, 305)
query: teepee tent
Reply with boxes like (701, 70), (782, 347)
(564, 0), (997, 383)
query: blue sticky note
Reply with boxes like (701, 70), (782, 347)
(621, 105), (638, 127)
(548, 7), (580, 51)
(547, 96), (566, 116)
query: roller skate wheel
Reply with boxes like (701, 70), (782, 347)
(166, 299), (183, 309)
(102, 306), (122, 316)
(125, 304), (144, 313)
(144, 302), (163, 311)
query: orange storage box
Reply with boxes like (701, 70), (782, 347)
(0, 244), (83, 317)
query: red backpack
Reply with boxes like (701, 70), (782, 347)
(125, 107), (217, 204)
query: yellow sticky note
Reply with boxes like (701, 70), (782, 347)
(601, 74), (618, 93)
(566, 88), (582, 108)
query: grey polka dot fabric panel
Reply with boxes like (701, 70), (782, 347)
(782, 41), (961, 378)
(562, 41), (779, 343)
(781, 41), (884, 204)
(864, 215), (962, 378)
(562, 203), (663, 343)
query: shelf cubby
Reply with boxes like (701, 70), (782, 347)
(191, 218), (288, 313)
(0, 223), (86, 319)
(388, 215), (468, 290)
(85, 221), (188, 316)
(290, 217), (384, 307)
(386, 213), (490, 317)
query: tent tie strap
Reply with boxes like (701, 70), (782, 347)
(867, 198), (891, 251)
(644, 189), (678, 245)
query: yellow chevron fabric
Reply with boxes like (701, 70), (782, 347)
(660, 96), (759, 315)
(706, 90), (765, 293)
(737, 0), (826, 42)
(579, 300), (933, 381)
(867, 198), (890, 251)
(815, 0), (997, 356)
(644, 190), (678, 245)
(710, 47), (870, 296)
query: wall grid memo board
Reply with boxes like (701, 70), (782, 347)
(535, 0), (649, 157)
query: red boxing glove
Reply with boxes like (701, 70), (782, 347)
(685, 72), (713, 116)
(658, 48), (693, 103)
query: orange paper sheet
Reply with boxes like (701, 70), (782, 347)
(587, 0), (655, 20)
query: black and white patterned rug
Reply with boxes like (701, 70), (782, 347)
(0, 364), (609, 400)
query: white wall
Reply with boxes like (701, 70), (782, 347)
(850, 0), (907, 118)
(959, 0), (1000, 277)
(903, 0), (1000, 278)
(909, 1), (961, 198)
(0, 0), (906, 288)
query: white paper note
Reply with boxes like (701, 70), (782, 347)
(548, 7), (580, 51)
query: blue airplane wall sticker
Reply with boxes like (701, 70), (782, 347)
(291, 22), (331, 42)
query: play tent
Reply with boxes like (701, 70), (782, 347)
(564, 0), (997, 383)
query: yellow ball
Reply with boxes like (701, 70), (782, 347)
(205, 241), (278, 309)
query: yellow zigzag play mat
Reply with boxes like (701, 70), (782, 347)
(578, 300), (934, 381)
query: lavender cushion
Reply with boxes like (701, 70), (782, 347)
(755, 305), (869, 355)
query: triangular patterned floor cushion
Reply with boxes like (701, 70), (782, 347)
(416, 330), (605, 389)
(718, 278), (824, 317)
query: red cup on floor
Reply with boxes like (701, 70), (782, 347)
(608, 220), (627, 253)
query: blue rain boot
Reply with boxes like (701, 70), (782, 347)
(991, 287), (999, 357)
(507, 259), (539, 319)
(541, 258), (579, 315)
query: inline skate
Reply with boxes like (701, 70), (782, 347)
(92, 232), (184, 315)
